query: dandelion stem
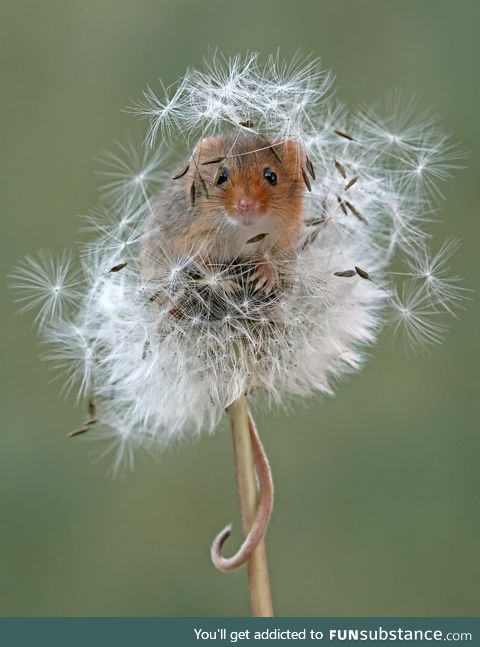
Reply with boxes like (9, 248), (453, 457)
(229, 397), (274, 617)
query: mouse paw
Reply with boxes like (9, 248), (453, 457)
(218, 276), (242, 293)
(195, 273), (240, 293)
(249, 258), (279, 295)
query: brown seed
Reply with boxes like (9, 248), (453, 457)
(201, 156), (225, 165)
(301, 228), (322, 250)
(337, 196), (348, 215)
(142, 339), (151, 360)
(172, 164), (189, 179)
(345, 176), (359, 191)
(213, 166), (224, 186)
(262, 136), (282, 162)
(335, 160), (347, 179)
(355, 266), (370, 280)
(190, 181), (196, 205)
(334, 270), (356, 277)
(68, 419), (97, 438)
(88, 398), (96, 418)
(69, 427), (89, 438)
(239, 120), (254, 128)
(148, 291), (160, 302)
(345, 201), (368, 223)
(306, 156), (316, 180)
(334, 129), (355, 141)
(302, 167), (312, 192)
(305, 218), (326, 227)
(198, 173), (209, 198)
(110, 262), (127, 272)
(246, 233), (268, 244)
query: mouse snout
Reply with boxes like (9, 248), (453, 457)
(236, 195), (259, 214)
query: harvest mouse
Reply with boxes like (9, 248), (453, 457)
(144, 132), (312, 294)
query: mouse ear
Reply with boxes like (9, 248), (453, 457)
(194, 136), (226, 164)
(274, 138), (308, 176)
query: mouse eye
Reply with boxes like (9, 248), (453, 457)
(263, 168), (277, 186)
(214, 167), (229, 186)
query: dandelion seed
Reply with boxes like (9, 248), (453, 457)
(69, 427), (89, 438)
(345, 201), (368, 224)
(246, 233), (269, 244)
(301, 168), (312, 191)
(10, 251), (82, 329)
(198, 173), (209, 198)
(336, 196), (348, 215)
(69, 418), (97, 438)
(130, 78), (189, 147)
(355, 266), (370, 280)
(305, 218), (326, 227)
(109, 262), (128, 273)
(335, 160), (347, 179)
(334, 129), (355, 141)
(390, 285), (448, 347)
(355, 91), (438, 152)
(344, 176), (359, 190)
(172, 164), (189, 179)
(403, 239), (466, 314)
(142, 338), (151, 359)
(201, 156), (225, 165)
(96, 139), (167, 203)
(334, 270), (356, 278)
(43, 321), (97, 398)
(88, 398), (96, 418)
(399, 141), (464, 201)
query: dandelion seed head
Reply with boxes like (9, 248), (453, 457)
(11, 53), (465, 465)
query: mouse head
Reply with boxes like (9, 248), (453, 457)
(192, 133), (308, 227)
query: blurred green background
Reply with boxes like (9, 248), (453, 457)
(1, 0), (479, 617)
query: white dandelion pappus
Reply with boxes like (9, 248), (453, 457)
(10, 250), (83, 329)
(389, 284), (448, 348)
(81, 196), (151, 269)
(42, 319), (98, 399)
(132, 76), (191, 147)
(96, 138), (168, 203)
(401, 239), (467, 315)
(12, 53), (464, 467)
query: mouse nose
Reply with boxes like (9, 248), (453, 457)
(237, 196), (257, 214)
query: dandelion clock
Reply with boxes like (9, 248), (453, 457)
(11, 53), (464, 616)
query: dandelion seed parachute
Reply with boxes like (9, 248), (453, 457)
(12, 53), (463, 463)
(9, 251), (82, 329)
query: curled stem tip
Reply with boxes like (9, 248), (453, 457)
(211, 408), (274, 572)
